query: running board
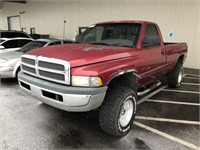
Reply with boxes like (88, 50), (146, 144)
(137, 81), (161, 96)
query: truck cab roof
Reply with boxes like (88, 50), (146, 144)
(95, 20), (156, 25)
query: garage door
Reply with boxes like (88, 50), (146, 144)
(7, 15), (21, 31)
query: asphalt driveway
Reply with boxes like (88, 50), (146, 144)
(0, 68), (199, 150)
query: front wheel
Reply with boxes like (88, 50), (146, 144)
(99, 86), (137, 137)
(15, 67), (21, 79)
(167, 63), (184, 88)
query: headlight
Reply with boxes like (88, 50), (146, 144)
(72, 76), (103, 87)
(0, 66), (14, 71)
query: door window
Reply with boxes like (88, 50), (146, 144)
(2, 40), (20, 48)
(2, 39), (31, 48)
(143, 24), (161, 47)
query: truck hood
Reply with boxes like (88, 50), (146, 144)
(26, 44), (138, 67)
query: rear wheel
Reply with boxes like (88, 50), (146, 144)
(99, 86), (137, 137)
(167, 63), (184, 88)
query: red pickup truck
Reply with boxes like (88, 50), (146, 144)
(18, 20), (187, 137)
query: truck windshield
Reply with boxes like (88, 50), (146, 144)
(76, 23), (141, 47)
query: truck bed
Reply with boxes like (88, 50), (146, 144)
(164, 42), (187, 48)
(164, 42), (187, 52)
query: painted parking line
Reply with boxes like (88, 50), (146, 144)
(146, 99), (200, 106)
(134, 121), (200, 150)
(135, 74), (199, 149)
(165, 84), (200, 92)
(162, 89), (200, 94)
(184, 77), (200, 80)
(185, 74), (200, 78)
(182, 83), (200, 86)
(137, 102), (199, 121)
(149, 91), (199, 103)
(182, 78), (200, 84)
(135, 116), (200, 125)
(137, 86), (167, 105)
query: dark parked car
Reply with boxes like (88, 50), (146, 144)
(0, 30), (32, 38)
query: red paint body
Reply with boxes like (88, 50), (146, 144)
(27, 21), (187, 87)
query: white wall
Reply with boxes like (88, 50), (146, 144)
(0, 0), (199, 69)
(0, 7), (3, 28)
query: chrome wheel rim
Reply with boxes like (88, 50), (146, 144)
(178, 67), (183, 84)
(119, 97), (134, 127)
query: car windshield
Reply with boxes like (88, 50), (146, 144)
(76, 23), (141, 47)
(16, 41), (47, 52)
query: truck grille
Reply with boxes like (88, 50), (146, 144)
(21, 54), (70, 85)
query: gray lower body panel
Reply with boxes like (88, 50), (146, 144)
(18, 72), (108, 112)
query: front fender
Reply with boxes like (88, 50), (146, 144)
(71, 57), (139, 86)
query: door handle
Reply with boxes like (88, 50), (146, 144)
(161, 50), (165, 55)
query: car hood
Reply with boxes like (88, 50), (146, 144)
(26, 44), (138, 67)
(0, 51), (23, 61)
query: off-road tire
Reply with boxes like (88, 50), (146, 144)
(99, 86), (137, 137)
(167, 63), (184, 88)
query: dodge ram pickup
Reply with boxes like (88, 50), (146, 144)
(18, 20), (187, 137)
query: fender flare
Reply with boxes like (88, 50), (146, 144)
(177, 54), (185, 64)
(106, 69), (140, 92)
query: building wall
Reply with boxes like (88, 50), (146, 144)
(0, 0), (199, 69)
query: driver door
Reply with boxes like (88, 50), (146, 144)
(138, 24), (166, 85)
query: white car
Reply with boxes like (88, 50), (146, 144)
(0, 38), (73, 78)
(0, 38), (33, 54)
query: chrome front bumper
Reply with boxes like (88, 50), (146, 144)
(18, 72), (107, 112)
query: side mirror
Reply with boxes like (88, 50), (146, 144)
(75, 34), (80, 41)
(0, 45), (5, 49)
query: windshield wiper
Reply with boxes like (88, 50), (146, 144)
(111, 44), (133, 48)
(89, 42), (111, 46)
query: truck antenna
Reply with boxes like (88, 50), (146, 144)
(63, 20), (66, 40)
